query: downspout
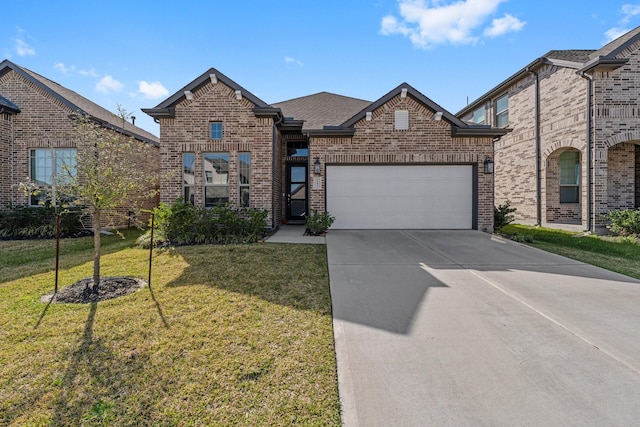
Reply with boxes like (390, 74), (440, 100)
(528, 67), (542, 226)
(10, 114), (15, 207)
(579, 71), (594, 232)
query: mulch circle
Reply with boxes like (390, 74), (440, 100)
(41, 276), (147, 304)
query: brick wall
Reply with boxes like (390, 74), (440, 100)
(494, 65), (588, 228)
(157, 80), (276, 227)
(592, 43), (640, 227)
(0, 69), (159, 227)
(309, 94), (495, 231)
(0, 114), (11, 208)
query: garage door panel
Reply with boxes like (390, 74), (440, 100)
(326, 165), (473, 229)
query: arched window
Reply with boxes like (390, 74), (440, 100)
(559, 151), (580, 203)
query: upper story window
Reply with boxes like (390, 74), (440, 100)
(210, 122), (223, 140)
(30, 148), (77, 206)
(495, 94), (509, 127)
(471, 106), (486, 125)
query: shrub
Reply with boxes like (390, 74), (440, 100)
(305, 210), (335, 235)
(0, 205), (86, 239)
(137, 200), (268, 247)
(602, 209), (640, 236)
(494, 201), (517, 231)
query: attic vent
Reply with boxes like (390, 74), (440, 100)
(395, 110), (409, 130)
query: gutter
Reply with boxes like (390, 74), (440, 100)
(527, 66), (542, 226)
(579, 71), (594, 232)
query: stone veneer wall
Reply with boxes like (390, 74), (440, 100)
(157, 80), (277, 227)
(309, 94), (495, 231)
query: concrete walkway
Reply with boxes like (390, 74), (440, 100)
(265, 225), (325, 244)
(327, 230), (640, 426)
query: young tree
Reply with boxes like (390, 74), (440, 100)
(26, 106), (158, 296)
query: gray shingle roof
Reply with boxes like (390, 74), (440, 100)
(0, 60), (158, 145)
(0, 93), (20, 113)
(544, 50), (595, 63)
(272, 92), (371, 130)
(591, 25), (640, 59)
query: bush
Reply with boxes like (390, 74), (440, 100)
(494, 201), (517, 231)
(305, 210), (335, 235)
(137, 200), (268, 247)
(0, 205), (86, 239)
(602, 209), (640, 236)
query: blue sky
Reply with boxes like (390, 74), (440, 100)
(3, 1), (640, 136)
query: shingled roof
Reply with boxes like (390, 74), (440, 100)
(0, 94), (20, 114)
(590, 25), (640, 59)
(272, 92), (371, 130)
(545, 50), (595, 63)
(0, 60), (158, 145)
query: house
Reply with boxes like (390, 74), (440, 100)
(143, 69), (508, 231)
(458, 26), (640, 233)
(0, 59), (160, 226)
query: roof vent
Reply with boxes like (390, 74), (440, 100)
(395, 110), (409, 130)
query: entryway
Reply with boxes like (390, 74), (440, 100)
(286, 163), (308, 223)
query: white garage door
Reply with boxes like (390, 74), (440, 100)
(326, 165), (473, 229)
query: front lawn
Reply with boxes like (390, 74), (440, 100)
(502, 224), (640, 280)
(0, 231), (340, 426)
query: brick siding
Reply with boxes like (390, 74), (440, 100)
(0, 69), (159, 227)
(308, 94), (495, 231)
(157, 80), (277, 227)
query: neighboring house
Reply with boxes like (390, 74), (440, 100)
(0, 59), (160, 226)
(458, 26), (640, 233)
(143, 69), (507, 231)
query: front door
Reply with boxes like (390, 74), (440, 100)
(287, 163), (308, 222)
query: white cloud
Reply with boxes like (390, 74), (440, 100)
(96, 75), (124, 93)
(484, 14), (525, 38)
(78, 67), (99, 77)
(53, 62), (75, 74)
(13, 27), (35, 56)
(285, 56), (303, 66)
(138, 81), (169, 99)
(621, 3), (640, 23)
(604, 4), (640, 43)
(381, 0), (524, 49)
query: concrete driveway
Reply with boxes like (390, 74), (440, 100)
(327, 230), (640, 426)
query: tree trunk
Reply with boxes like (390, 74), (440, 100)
(91, 209), (101, 294)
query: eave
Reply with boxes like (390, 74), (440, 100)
(577, 56), (629, 74)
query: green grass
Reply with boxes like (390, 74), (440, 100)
(0, 232), (340, 426)
(502, 224), (640, 279)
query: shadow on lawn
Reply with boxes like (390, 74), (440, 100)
(164, 243), (332, 315)
(49, 302), (155, 424)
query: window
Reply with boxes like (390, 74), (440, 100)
(183, 153), (195, 205)
(286, 141), (308, 157)
(30, 148), (77, 205)
(210, 122), (223, 140)
(560, 151), (580, 203)
(495, 94), (509, 127)
(394, 110), (409, 130)
(471, 106), (486, 125)
(203, 152), (229, 207)
(238, 153), (250, 207)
